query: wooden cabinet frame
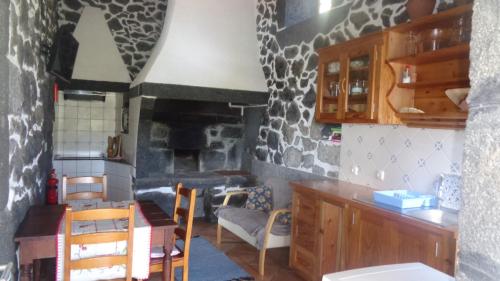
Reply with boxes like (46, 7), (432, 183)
(290, 184), (456, 281)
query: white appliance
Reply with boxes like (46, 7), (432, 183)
(322, 263), (455, 281)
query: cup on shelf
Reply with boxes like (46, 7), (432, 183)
(406, 31), (419, 56)
(350, 80), (363, 95)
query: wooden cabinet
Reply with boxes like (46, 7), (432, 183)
(289, 181), (457, 280)
(345, 205), (456, 276)
(386, 4), (472, 128)
(315, 33), (399, 124)
(315, 4), (472, 128)
(389, 217), (456, 275)
(346, 206), (394, 269)
(290, 189), (346, 281)
(290, 190), (317, 279)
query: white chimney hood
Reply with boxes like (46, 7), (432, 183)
(71, 6), (131, 83)
(131, 0), (267, 93)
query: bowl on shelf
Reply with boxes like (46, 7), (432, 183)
(445, 88), (469, 111)
(419, 28), (453, 52)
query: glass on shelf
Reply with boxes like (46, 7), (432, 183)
(328, 81), (340, 97)
(346, 54), (370, 115)
(406, 31), (419, 56)
(451, 14), (472, 44)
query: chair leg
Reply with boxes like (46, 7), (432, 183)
(183, 264), (188, 281)
(216, 224), (222, 246)
(259, 247), (267, 276)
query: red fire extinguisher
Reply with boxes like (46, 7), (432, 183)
(47, 169), (59, 205)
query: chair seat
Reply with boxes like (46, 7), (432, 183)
(217, 207), (269, 236)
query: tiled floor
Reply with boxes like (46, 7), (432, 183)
(150, 219), (304, 281)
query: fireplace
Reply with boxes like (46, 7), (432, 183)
(135, 98), (260, 179)
(174, 149), (200, 172)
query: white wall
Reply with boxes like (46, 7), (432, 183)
(121, 96), (141, 167)
(339, 124), (465, 194)
(72, 6), (131, 83)
(54, 92), (123, 157)
(132, 0), (267, 92)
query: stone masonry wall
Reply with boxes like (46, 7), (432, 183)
(254, 0), (455, 178)
(0, 0), (57, 269)
(57, 0), (167, 78)
(457, 1), (500, 279)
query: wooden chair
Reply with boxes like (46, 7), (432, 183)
(64, 203), (135, 281)
(149, 183), (196, 281)
(62, 175), (108, 203)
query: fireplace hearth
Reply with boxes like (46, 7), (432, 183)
(174, 149), (200, 172)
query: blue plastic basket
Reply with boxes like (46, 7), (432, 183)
(373, 190), (437, 209)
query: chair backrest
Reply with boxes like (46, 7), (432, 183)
(172, 183), (196, 261)
(64, 204), (135, 281)
(265, 178), (292, 210)
(62, 175), (108, 203)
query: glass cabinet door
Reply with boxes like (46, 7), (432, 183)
(344, 48), (376, 120)
(319, 60), (341, 117)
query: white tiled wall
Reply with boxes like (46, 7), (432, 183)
(339, 124), (465, 194)
(53, 159), (106, 202)
(53, 159), (133, 203)
(54, 92), (123, 157)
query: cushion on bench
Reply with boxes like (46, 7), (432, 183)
(216, 206), (290, 249)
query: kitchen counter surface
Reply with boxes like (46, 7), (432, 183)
(54, 155), (131, 165)
(290, 179), (458, 236)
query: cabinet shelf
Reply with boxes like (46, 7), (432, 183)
(323, 96), (339, 104)
(397, 112), (467, 128)
(389, 4), (473, 34)
(397, 78), (469, 89)
(347, 94), (368, 103)
(388, 44), (469, 65)
(325, 72), (340, 78)
(349, 66), (369, 72)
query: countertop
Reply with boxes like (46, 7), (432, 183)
(290, 179), (458, 236)
(53, 155), (131, 165)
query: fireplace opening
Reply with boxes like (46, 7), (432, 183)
(174, 149), (200, 173)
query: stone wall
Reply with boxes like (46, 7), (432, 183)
(0, 0), (57, 268)
(457, 1), (500, 280)
(57, 0), (167, 78)
(254, 0), (456, 179)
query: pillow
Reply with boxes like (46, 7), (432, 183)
(245, 185), (272, 213)
(436, 174), (462, 211)
(275, 212), (291, 225)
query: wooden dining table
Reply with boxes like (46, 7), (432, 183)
(14, 200), (177, 281)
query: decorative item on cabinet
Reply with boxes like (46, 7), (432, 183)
(107, 135), (122, 159)
(406, 0), (436, 21)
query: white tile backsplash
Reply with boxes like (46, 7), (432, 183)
(54, 92), (122, 157)
(339, 124), (465, 194)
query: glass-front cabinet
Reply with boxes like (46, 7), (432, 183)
(315, 32), (389, 124)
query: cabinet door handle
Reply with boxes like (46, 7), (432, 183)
(341, 78), (347, 95)
(351, 213), (355, 225)
(435, 242), (439, 257)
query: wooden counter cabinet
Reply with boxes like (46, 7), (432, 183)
(345, 204), (456, 275)
(289, 188), (347, 281)
(289, 180), (457, 281)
